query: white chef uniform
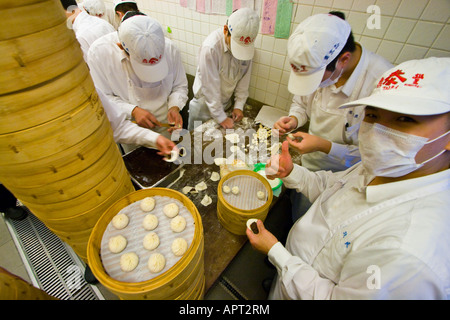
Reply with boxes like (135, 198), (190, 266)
(87, 31), (188, 135)
(268, 163), (450, 299)
(71, 10), (115, 61)
(188, 28), (252, 130)
(289, 44), (393, 172)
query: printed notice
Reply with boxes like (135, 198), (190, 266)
(261, 0), (277, 35)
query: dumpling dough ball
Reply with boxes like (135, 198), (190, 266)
(231, 186), (239, 195)
(223, 185), (231, 194)
(163, 202), (179, 218)
(148, 253), (166, 273)
(171, 238), (188, 257)
(112, 213), (129, 230)
(120, 252), (139, 272)
(170, 215), (186, 233)
(257, 190), (265, 200)
(108, 235), (127, 254)
(142, 214), (158, 231)
(140, 197), (156, 212)
(143, 232), (160, 251)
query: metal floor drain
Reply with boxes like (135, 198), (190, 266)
(5, 209), (103, 300)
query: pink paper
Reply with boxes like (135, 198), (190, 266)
(233, 0), (241, 11)
(261, 0), (277, 34)
(180, 0), (187, 7)
(196, 0), (205, 12)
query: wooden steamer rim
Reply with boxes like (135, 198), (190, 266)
(87, 188), (204, 298)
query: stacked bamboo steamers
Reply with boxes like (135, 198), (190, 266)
(0, 0), (135, 262)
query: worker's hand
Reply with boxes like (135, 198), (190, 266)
(220, 117), (234, 129)
(273, 116), (298, 136)
(155, 135), (176, 157)
(232, 109), (244, 122)
(167, 106), (183, 133)
(132, 107), (161, 129)
(266, 141), (293, 179)
(246, 220), (279, 255)
(287, 132), (332, 155)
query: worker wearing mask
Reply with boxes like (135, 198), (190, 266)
(87, 13), (188, 152)
(248, 57), (450, 300)
(273, 12), (392, 221)
(188, 8), (260, 130)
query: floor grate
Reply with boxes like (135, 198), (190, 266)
(5, 209), (103, 300)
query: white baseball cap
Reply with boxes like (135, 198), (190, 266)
(114, 0), (137, 10)
(287, 13), (351, 96)
(227, 8), (260, 61)
(340, 57), (450, 115)
(118, 15), (168, 83)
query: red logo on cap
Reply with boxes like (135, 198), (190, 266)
(142, 55), (162, 65)
(291, 64), (307, 73)
(239, 36), (253, 45)
(377, 69), (425, 90)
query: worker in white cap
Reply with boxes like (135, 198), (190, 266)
(113, 0), (138, 25)
(87, 13), (188, 152)
(248, 57), (450, 300)
(63, 0), (115, 61)
(274, 12), (393, 222)
(188, 8), (260, 130)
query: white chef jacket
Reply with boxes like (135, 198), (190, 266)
(87, 32), (188, 120)
(72, 10), (115, 61)
(192, 28), (252, 124)
(268, 164), (450, 299)
(97, 87), (159, 147)
(289, 45), (393, 172)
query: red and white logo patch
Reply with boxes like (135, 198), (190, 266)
(142, 55), (162, 64)
(291, 63), (308, 73)
(239, 36), (253, 45)
(377, 69), (425, 90)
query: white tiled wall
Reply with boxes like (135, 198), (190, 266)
(104, 0), (450, 111)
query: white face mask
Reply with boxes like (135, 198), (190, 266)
(359, 121), (449, 177)
(319, 62), (343, 88)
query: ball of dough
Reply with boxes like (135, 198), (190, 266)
(120, 252), (139, 272)
(142, 214), (158, 231)
(140, 197), (156, 212)
(112, 213), (129, 230)
(143, 232), (160, 251)
(223, 185), (231, 194)
(148, 253), (166, 273)
(163, 202), (179, 218)
(231, 186), (239, 195)
(170, 215), (186, 233)
(108, 235), (127, 254)
(171, 238), (188, 257)
(257, 190), (265, 200)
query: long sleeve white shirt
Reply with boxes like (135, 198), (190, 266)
(192, 28), (252, 124)
(87, 32), (188, 119)
(268, 164), (450, 300)
(97, 88), (159, 147)
(289, 45), (393, 172)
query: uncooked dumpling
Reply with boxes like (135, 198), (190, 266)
(171, 238), (188, 256)
(210, 172), (220, 181)
(223, 185), (231, 194)
(140, 197), (156, 212)
(170, 215), (186, 233)
(257, 190), (265, 200)
(195, 181), (207, 192)
(148, 253), (166, 273)
(231, 186), (239, 195)
(143, 232), (160, 251)
(163, 203), (179, 218)
(182, 186), (193, 194)
(142, 214), (158, 231)
(112, 213), (129, 230)
(201, 194), (212, 206)
(120, 252), (139, 272)
(108, 235), (127, 254)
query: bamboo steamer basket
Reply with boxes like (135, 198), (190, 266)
(0, 0), (66, 40)
(0, 117), (112, 187)
(0, 62), (92, 134)
(217, 170), (273, 235)
(87, 188), (205, 300)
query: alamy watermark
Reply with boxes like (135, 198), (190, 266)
(366, 5), (381, 30)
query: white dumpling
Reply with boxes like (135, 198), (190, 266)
(140, 197), (156, 212)
(108, 235), (127, 254)
(223, 185), (231, 194)
(112, 213), (129, 230)
(257, 190), (265, 200)
(170, 215), (186, 233)
(120, 252), (139, 272)
(148, 253), (166, 273)
(200, 194), (212, 206)
(143, 232), (160, 251)
(231, 186), (239, 195)
(142, 214), (158, 231)
(171, 238), (188, 257)
(163, 203), (179, 218)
